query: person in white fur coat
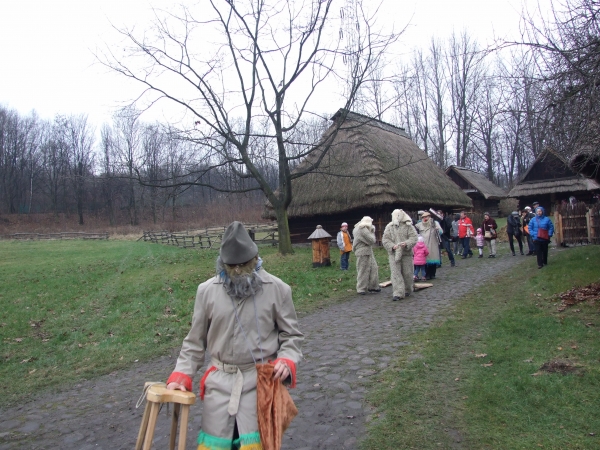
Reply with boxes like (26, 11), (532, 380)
(352, 216), (381, 295)
(382, 209), (418, 301)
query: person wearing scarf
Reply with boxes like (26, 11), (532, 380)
(166, 221), (303, 449)
(415, 211), (443, 279)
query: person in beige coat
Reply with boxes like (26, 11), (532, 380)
(352, 216), (380, 295)
(166, 221), (303, 450)
(382, 209), (418, 301)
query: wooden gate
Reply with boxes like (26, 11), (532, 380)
(554, 202), (595, 246)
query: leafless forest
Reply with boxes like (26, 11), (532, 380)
(1, 0), (598, 234)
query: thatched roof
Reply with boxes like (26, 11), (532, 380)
(571, 151), (600, 183)
(267, 110), (472, 218)
(307, 225), (332, 239)
(508, 149), (600, 197)
(445, 166), (507, 200)
(508, 176), (600, 197)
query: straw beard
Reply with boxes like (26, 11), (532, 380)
(217, 256), (262, 300)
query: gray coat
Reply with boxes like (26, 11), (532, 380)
(169, 268), (303, 441)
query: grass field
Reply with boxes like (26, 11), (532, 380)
(0, 239), (385, 407)
(361, 245), (600, 449)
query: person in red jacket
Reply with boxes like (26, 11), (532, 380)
(457, 211), (474, 258)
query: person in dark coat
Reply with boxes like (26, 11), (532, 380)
(481, 212), (498, 258)
(522, 207), (535, 255)
(435, 209), (456, 267)
(506, 211), (524, 256)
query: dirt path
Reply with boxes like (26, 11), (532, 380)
(0, 245), (533, 450)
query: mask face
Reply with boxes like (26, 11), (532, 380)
(223, 257), (258, 278)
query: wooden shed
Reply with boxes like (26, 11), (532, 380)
(508, 149), (600, 212)
(445, 166), (507, 216)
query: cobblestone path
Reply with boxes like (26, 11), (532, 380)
(0, 245), (531, 450)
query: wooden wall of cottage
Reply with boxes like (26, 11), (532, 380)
(288, 205), (468, 245)
(469, 194), (501, 216)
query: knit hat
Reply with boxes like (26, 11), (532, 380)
(532, 201), (539, 206)
(220, 221), (259, 265)
(524, 206), (531, 211)
(417, 235), (424, 243)
(476, 228), (482, 233)
(511, 211), (519, 216)
(341, 222), (348, 227)
(483, 211), (490, 216)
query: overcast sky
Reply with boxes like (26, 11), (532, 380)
(0, 0), (535, 127)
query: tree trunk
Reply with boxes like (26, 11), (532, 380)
(274, 205), (293, 255)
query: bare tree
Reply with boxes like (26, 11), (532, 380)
(112, 107), (142, 226)
(471, 65), (502, 181)
(58, 115), (95, 225)
(447, 31), (485, 167)
(103, 0), (398, 254)
(519, 0), (600, 165)
(427, 39), (452, 168)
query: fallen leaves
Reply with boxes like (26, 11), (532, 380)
(556, 282), (600, 311)
(475, 353), (487, 358)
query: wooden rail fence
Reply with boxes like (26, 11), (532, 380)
(4, 232), (109, 240)
(140, 223), (278, 249)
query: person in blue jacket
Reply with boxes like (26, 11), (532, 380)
(528, 206), (555, 269)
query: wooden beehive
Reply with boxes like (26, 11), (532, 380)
(307, 225), (332, 267)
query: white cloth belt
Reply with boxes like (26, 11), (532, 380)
(211, 358), (257, 416)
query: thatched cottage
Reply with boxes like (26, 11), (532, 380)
(445, 166), (507, 216)
(265, 110), (472, 243)
(508, 149), (600, 211)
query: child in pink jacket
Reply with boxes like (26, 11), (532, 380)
(413, 235), (429, 281)
(475, 228), (485, 258)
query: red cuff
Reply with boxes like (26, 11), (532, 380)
(273, 358), (297, 388)
(166, 372), (193, 392)
(199, 366), (217, 400)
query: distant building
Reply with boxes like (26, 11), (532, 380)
(508, 149), (600, 211)
(445, 166), (507, 216)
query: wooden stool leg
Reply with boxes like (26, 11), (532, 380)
(135, 400), (151, 450)
(143, 402), (160, 450)
(178, 405), (191, 450)
(169, 403), (180, 450)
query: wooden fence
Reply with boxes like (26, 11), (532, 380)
(141, 223), (278, 249)
(4, 232), (109, 240)
(554, 202), (599, 246)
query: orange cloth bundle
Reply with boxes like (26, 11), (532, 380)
(255, 363), (298, 450)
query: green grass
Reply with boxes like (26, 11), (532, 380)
(362, 245), (600, 449)
(0, 240), (387, 407)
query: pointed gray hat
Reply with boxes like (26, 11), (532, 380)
(220, 221), (259, 265)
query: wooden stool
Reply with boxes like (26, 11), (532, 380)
(135, 382), (197, 450)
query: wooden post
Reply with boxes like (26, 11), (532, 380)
(586, 209), (592, 244)
(554, 211), (562, 246)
